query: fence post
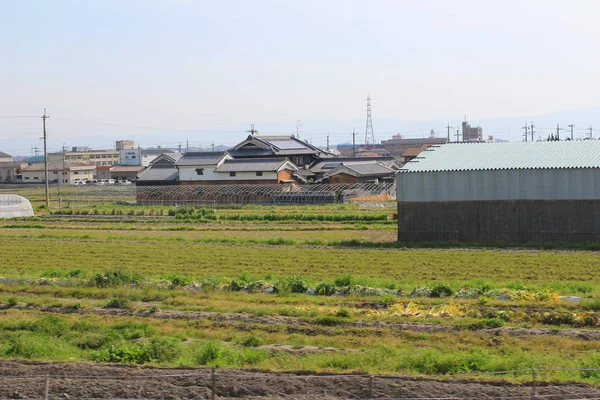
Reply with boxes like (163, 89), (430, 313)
(368, 375), (374, 399)
(44, 373), (50, 400)
(531, 368), (537, 399)
(211, 367), (216, 400)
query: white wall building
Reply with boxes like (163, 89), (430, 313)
(21, 164), (96, 184)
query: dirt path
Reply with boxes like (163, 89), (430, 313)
(0, 359), (599, 399)
(7, 303), (600, 340)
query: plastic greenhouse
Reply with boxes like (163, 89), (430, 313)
(0, 194), (34, 218)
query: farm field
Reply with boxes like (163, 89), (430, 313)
(1, 196), (600, 396)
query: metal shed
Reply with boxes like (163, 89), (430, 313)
(396, 141), (600, 243)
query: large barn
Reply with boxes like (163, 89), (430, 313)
(396, 141), (600, 243)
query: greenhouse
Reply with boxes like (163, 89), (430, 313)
(0, 194), (34, 218)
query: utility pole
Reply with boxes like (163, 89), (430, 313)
(247, 124), (258, 136)
(186, 140), (189, 153)
(446, 123), (452, 143)
(530, 123), (535, 142)
(326, 134), (330, 152)
(455, 129), (460, 143)
(589, 125), (593, 139)
(42, 108), (50, 208)
(568, 124), (574, 140)
(178, 143), (182, 153)
(296, 120), (301, 139)
(522, 124), (528, 142)
(352, 128), (356, 157)
(556, 124), (562, 141)
(211, 142), (215, 152)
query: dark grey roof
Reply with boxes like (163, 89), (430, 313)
(230, 135), (334, 157)
(311, 157), (397, 173)
(344, 163), (395, 176)
(150, 153), (183, 166)
(136, 165), (178, 181)
(227, 149), (274, 158)
(214, 157), (294, 172)
(175, 152), (226, 166)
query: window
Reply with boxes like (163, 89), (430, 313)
(229, 172), (236, 177)
(195, 168), (204, 175)
(256, 171), (263, 176)
(24, 177), (29, 180)
(33, 177), (38, 180)
(74, 171), (79, 175)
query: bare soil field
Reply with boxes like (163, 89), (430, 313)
(1, 359), (599, 400)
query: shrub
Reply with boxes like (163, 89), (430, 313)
(313, 316), (345, 326)
(65, 268), (86, 278)
(335, 308), (351, 318)
(195, 341), (223, 365)
(275, 276), (309, 294)
(315, 282), (337, 296)
(334, 274), (354, 287)
(241, 334), (263, 347)
(90, 270), (142, 288)
(33, 316), (70, 337)
(105, 298), (131, 309)
(430, 283), (454, 298)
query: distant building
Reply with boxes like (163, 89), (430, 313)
(228, 134), (335, 167)
(316, 159), (400, 184)
(136, 153), (183, 186)
(109, 166), (145, 181)
(462, 121), (483, 142)
(116, 140), (135, 151)
(141, 148), (177, 167)
(378, 134), (449, 160)
(0, 152), (13, 163)
(176, 152), (301, 185)
(0, 162), (28, 183)
(21, 163), (95, 184)
(120, 149), (142, 166)
(48, 149), (120, 167)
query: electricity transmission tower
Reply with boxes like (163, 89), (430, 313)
(364, 95), (375, 149)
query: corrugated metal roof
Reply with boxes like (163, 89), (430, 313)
(136, 166), (178, 181)
(215, 157), (292, 172)
(175, 152), (226, 166)
(400, 141), (600, 172)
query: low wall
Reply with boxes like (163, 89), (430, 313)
(397, 200), (600, 243)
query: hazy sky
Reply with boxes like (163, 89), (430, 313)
(1, 0), (600, 155)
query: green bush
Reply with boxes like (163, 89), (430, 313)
(33, 316), (70, 337)
(430, 283), (455, 298)
(105, 298), (131, 309)
(335, 308), (351, 318)
(241, 334), (263, 347)
(313, 316), (345, 326)
(315, 282), (337, 296)
(334, 274), (354, 287)
(275, 276), (309, 294)
(89, 270), (142, 288)
(195, 341), (223, 365)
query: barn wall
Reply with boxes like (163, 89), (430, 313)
(397, 168), (600, 202)
(397, 200), (600, 243)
